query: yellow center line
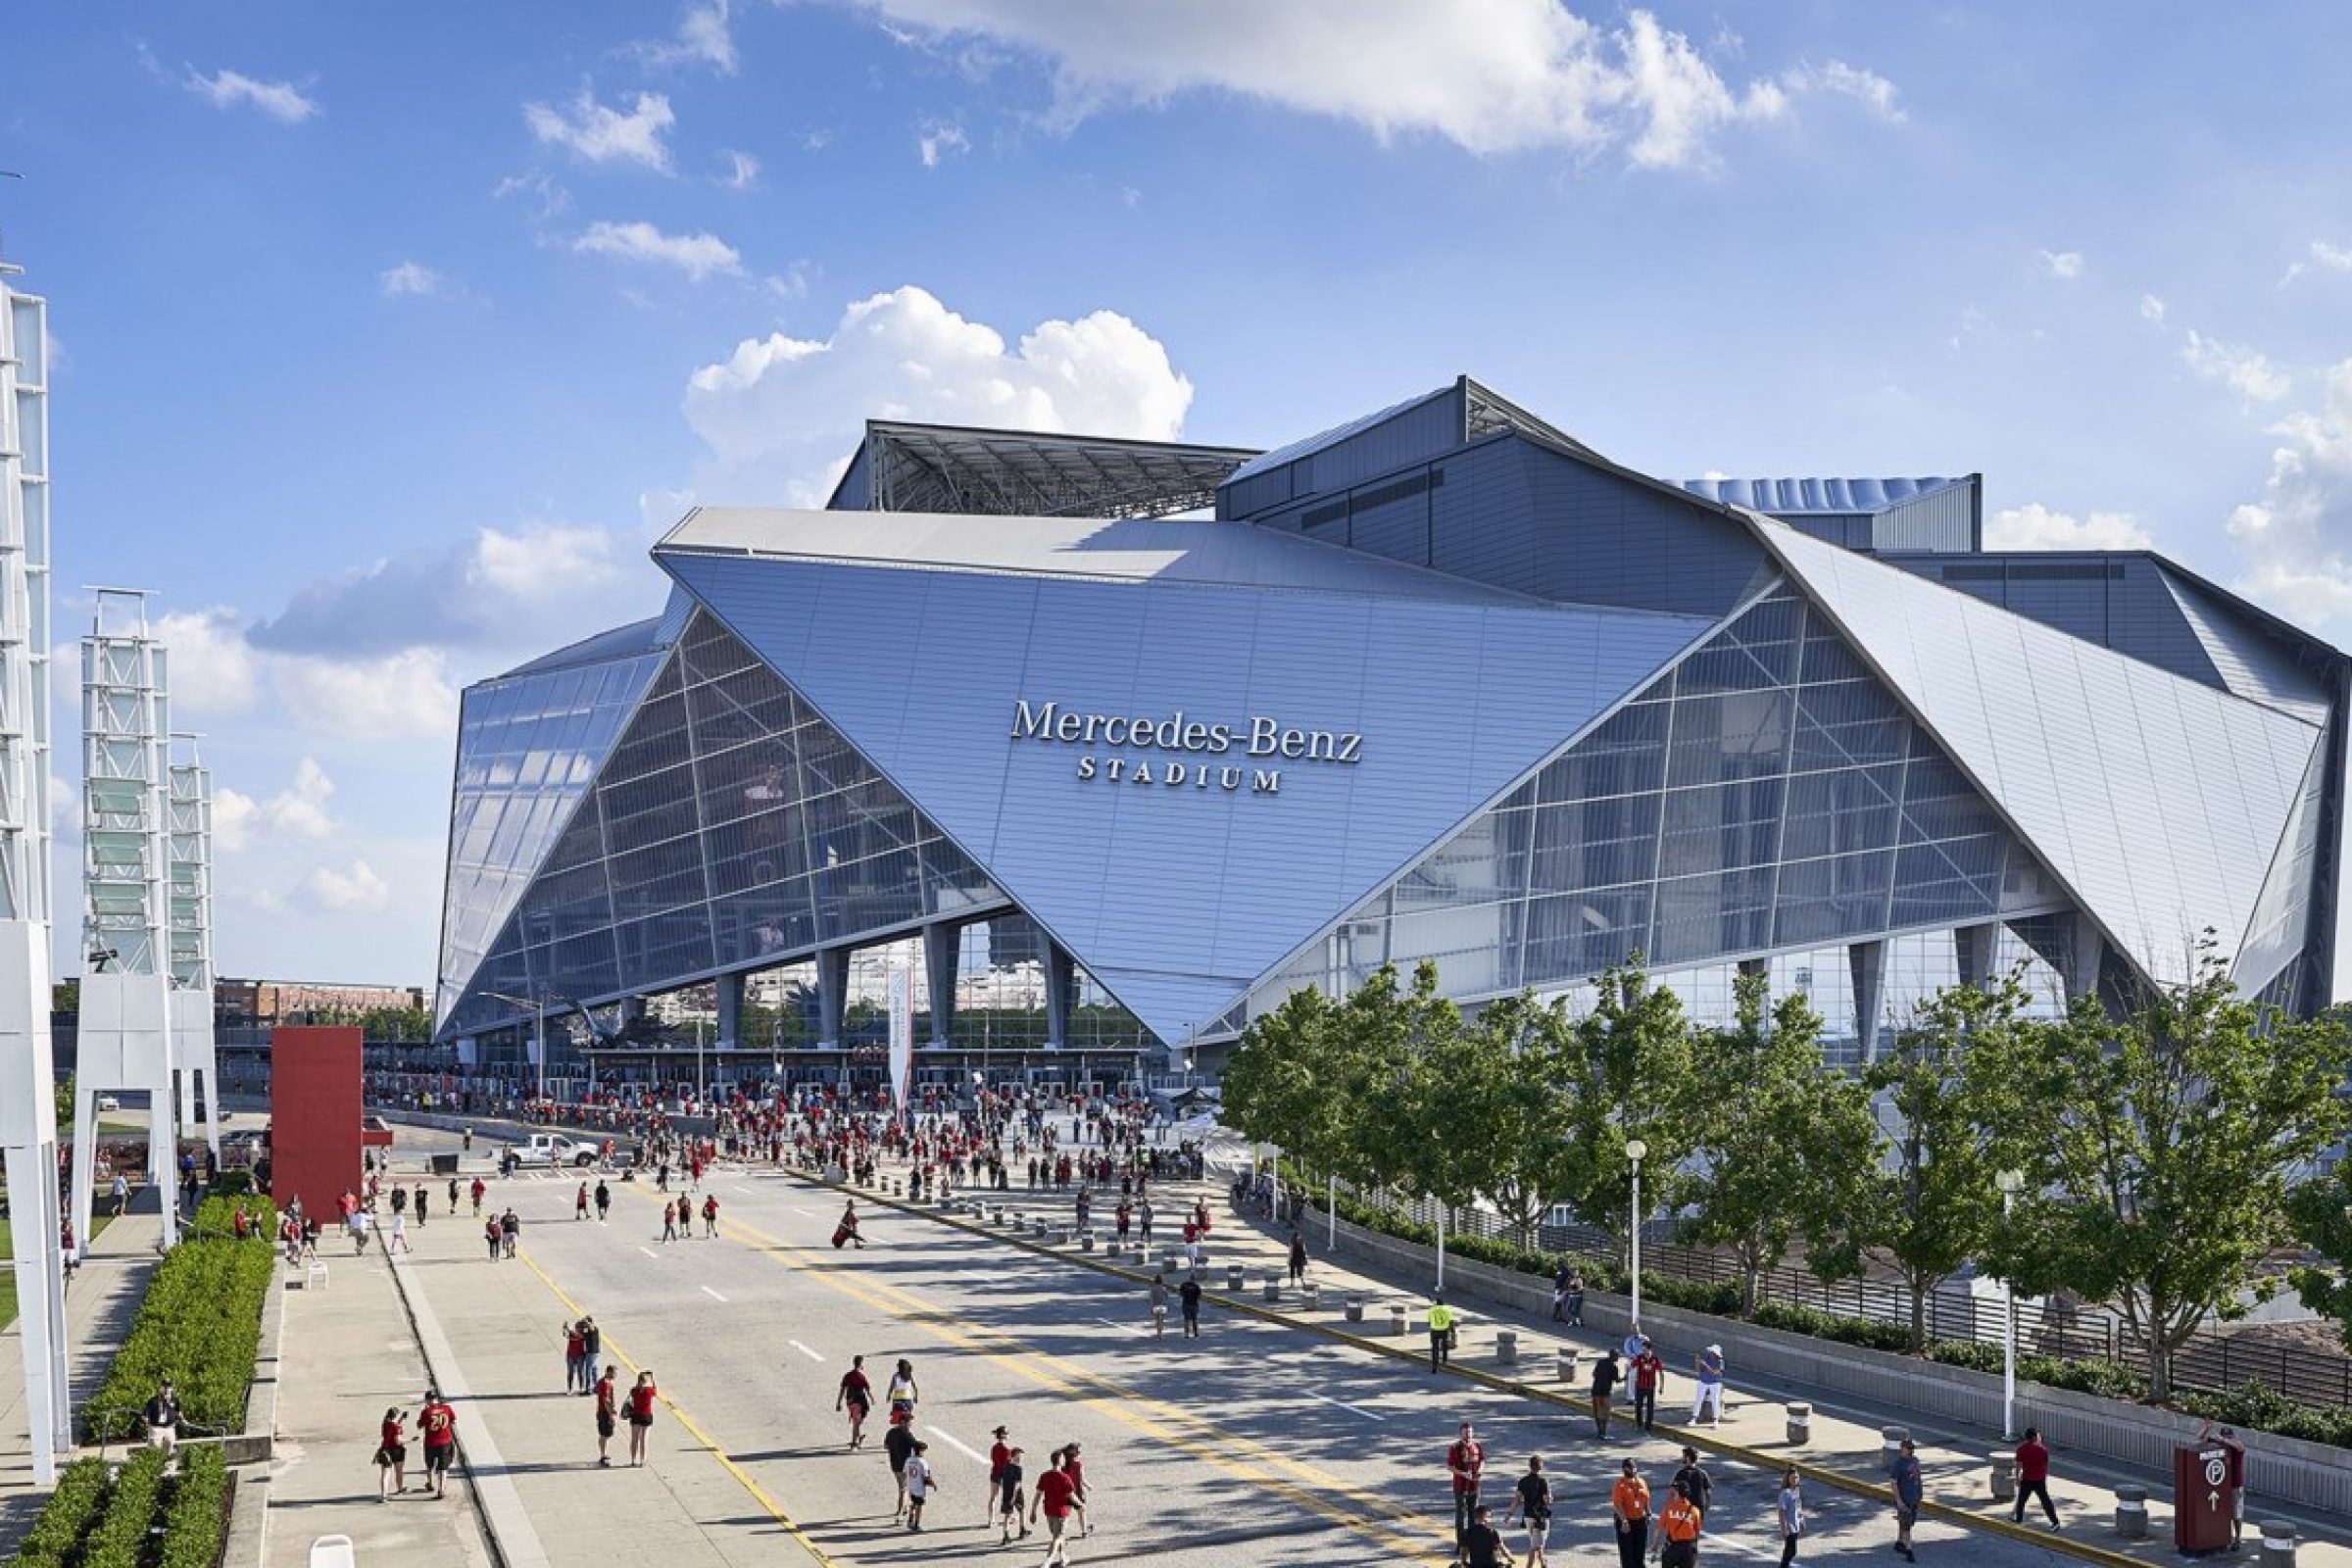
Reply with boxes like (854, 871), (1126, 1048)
(622, 1177), (1461, 1563)
(513, 1247), (847, 1568)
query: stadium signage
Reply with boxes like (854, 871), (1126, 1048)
(1008, 699), (1362, 796)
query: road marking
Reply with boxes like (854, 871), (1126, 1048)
(926, 1425), (987, 1464)
(790, 1206), (817, 1218)
(788, 1340), (824, 1362)
(1093, 1316), (1146, 1337)
(638, 1247), (660, 1259)
(511, 1250), (846, 1568)
(702, 1285), (728, 1302)
(1305, 1391), (1386, 1422)
(733, 1184), (759, 1197)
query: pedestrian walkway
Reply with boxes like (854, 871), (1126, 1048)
(0, 1207), (160, 1556)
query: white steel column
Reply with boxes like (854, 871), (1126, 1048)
(168, 738), (218, 1159)
(0, 243), (70, 1481)
(75, 590), (178, 1250)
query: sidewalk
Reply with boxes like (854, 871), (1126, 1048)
(0, 1207), (160, 1556)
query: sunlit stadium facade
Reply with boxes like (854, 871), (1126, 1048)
(434, 378), (2348, 1087)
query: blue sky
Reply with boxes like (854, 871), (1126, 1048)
(5, 2), (2350, 996)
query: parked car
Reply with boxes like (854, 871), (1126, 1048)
(95, 1095), (121, 1112)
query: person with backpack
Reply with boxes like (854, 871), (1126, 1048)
(1658, 1482), (1703, 1568)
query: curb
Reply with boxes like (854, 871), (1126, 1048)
(805, 1169), (2150, 1568)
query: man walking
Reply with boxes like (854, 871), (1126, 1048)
(1630, 1339), (1665, 1433)
(1590, 1348), (1621, 1440)
(1179, 1272), (1202, 1338)
(419, 1389), (459, 1498)
(594, 1364), (617, 1467)
(1610, 1457), (1650, 1568)
(1671, 1447), (1713, 1517)
(1428, 1294), (1457, 1372)
(1658, 1480), (1703, 1568)
(1689, 1344), (1725, 1425)
(1032, 1447), (1085, 1565)
(1505, 1454), (1550, 1568)
(1887, 1436), (1923, 1560)
(1446, 1421), (1485, 1555)
(2011, 1427), (2059, 1529)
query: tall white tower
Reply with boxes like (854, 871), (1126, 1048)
(73, 589), (178, 1251)
(168, 736), (219, 1157)
(0, 237), (70, 1481)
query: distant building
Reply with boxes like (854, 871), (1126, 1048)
(216, 979), (426, 1031)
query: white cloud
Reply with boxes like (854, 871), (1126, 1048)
(2139, 293), (2167, 325)
(272, 649), (461, 741)
(851, 0), (1894, 170)
(212, 788), (259, 854)
(523, 88), (677, 172)
(183, 66), (318, 123)
(2280, 239), (2352, 288)
(683, 285), (1192, 503)
(1986, 503), (2153, 552)
(2036, 249), (2083, 280)
(634, 0), (739, 74)
(300, 858), (391, 913)
(2227, 358), (2352, 629)
(494, 171), (573, 220)
(378, 261), (449, 299)
(574, 220), (744, 281)
(717, 148), (761, 189)
(156, 608), (261, 715)
(214, 758), (338, 852)
(2183, 329), (2292, 405)
(918, 123), (970, 167)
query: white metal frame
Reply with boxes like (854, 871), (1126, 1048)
(168, 735), (218, 1157)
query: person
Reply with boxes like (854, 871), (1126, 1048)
(903, 1440), (936, 1531)
(350, 1205), (371, 1254)
(1549, 1262), (1577, 1325)
(988, 1425), (1011, 1525)
(1032, 1446), (1084, 1565)
(1590, 1348), (1621, 1439)
(375, 1406), (409, 1498)
(579, 1317), (602, 1389)
(885, 1415), (918, 1520)
(594, 1364), (618, 1467)
(1887, 1436), (1923, 1560)
(483, 1215), (502, 1261)
(469, 1176), (485, 1215)
(1149, 1273), (1170, 1337)
(595, 1179), (612, 1222)
(143, 1380), (181, 1451)
(2011, 1427), (2058, 1529)
(1671, 1446), (1713, 1517)
(1658, 1481), (1702, 1568)
(835, 1354), (872, 1447)
(1460, 1502), (1515, 1568)
(2203, 1422), (2247, 1547)
(626, 1371), (658, 1467)
(388, 1208), (411, 1254)
(1610, 1457), (1650, 1568)
(1446, 1420), (1485, 1552)
(1179, 1272), (1202, 1338)
(834, 1200), (865, 1250)
(1776, 1468), (1805, 1566)
(576, 1181), (590, 1220)
(1428, 1294), (1457, 1372)
(564, 1320), (588, 1394)
(703, 1193), (719, 1237)
(111, 1172), (128, 1218)
(448, 1176), (461, 1216)
(501, 1207), (520, 1258)
(1288, 1226), (1308, 1285)
(1690, 1344), (1726, 1425)
(1064, 1441), (1090, 1534)
(662, 1200), (679, 1244)
(1630, 1339), (1665, 1433)
(60, 1219), (75, 1290)
(419, 1389), (458, 1498)
(1506, 1454), (1550, 1568)
(413, 1182), (427, 1226)
(997, 1444), (1028, 1543)
(1621, 1325), (1645, 1362)
(886, 1358), (919, 1424)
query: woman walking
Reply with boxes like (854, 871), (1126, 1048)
(374, 1406), (409, 1498)
(1287, 1227), (1309, 1286)
(835, 1354), (872, 1447)
(563, 1320), (588, 1394)
(627, 1370), (659, 1467)
(1777, 1468), (1805, 1566)
(662, 1200), (679, 1244)
(886, 1358), (919, 1425)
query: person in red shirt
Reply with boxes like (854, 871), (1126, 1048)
(2011, 1427), (2058, 1527)
(702, 1194), (720, 1237)
(627, 1370), (659, 1467)
(1447, 1420), (1486, 1552)
(417, 1390), (457, 1498)
(835, 1355), (873, 1448)
(1030, 1446), (1085, 1565)
(374, 1406), (408, 1498)
(1630, 1342), (1666, 1433)
(594, 1365), (617, 1467)
(1063, 1441), (1090, 1537)
(987, 1423), (1011, 1512)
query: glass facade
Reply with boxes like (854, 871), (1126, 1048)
(442, 612), (1011, 1037)
(2234, 737), (2329, 999)
(1250, 583), (2075, 1017)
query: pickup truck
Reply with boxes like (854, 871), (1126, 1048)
(501, 1133), (597, 1172)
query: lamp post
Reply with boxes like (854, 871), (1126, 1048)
(1625, 1138), (1649, 1327)
(1994, 1166), (2025, 1440)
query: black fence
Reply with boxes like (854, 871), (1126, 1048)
(1371, 1190), (2352, 1409)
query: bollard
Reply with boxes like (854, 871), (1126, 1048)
(2260, 1521), (2297, 1568)
(1785, 1402), (1811, 1446)
(1987, 1449), (2016, 1504)
(2112, 1485), (2148, 1542)
(1262, 1277), (1281, 1302)
(1496, 1331), (1519, 1366)
(1167, 1251), (1187, 1273)
(1079, 1233), (1095, 1252)
(1557, 1348), (1581, 1384)
(1388, 1303), (1408, 1337)
(1227, 1264), (1246, 1292)
(1345, 1297), (1365, 1323)
(1302, 1282), (1321, 1310)
(1881, 1426), (1909, 1468)
(991, 1206), (1005, 1226)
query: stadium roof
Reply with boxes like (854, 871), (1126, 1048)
(1679, 475), (1972, 514)
(1224, 375), (1597, 487)
(829, 419), (1260, 519)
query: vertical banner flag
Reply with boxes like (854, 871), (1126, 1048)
(887, 965), (913, 1123)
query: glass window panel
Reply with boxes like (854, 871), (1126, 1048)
(1651, 868), (1773, 964)
(1773, 851), (1894, 946)
(1659, 778), (1783, 877)
(1780, 765), (1902, 860)
(1522, 884), (1653, 986)
(1538, 703), (1669, 802)
(1890, 843), (2003, 925)
(1665, 689), (1793, 788)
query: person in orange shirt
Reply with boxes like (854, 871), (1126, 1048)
(1658, 1483), (1703, 1568)
(1610, 1457), (1651, 1568)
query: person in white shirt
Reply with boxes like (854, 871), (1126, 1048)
(1690, 1344), (1726, 1425)
(903, 1441), (936, 1532)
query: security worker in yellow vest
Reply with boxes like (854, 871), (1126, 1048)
(1427, 1295), (1457, 1372)
(1659, 1484), (1704, 1568)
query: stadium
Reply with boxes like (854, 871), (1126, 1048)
(433, 376), (2347, 1089)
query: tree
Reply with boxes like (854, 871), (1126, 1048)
(1861, 973), (2029, 1350)
(1985, 940), (2352, 1401)
(1342, 961), (1465, 1210)
(1550, 960), (1701, 1241)
(2287, 1153), (2352, 1352)
(1681, 972), (1880, 1316)
(1219, 984), (1348, 1187)
(1423, 991), (1580, 1245)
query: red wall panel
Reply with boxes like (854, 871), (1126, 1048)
(270, 1026), (364, 1221)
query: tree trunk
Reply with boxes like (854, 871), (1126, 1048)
(1908, 1274), (1928, 1354)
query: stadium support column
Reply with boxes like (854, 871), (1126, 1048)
(923, 922), (958, 1048)
(1045, 943), (1076, 1051)
(1, 234), (70, 1482)
(1848, 939), (1887, 1063)
(1955, 921), (2001, 991)
(167, 742), (220, 1160)
(816, 946), (850, 1047)
(715, 971), (743, 1051)
(2060, 913), (2104, 1004)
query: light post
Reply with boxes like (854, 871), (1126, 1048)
(1994, 1166), (2025, 1439)
(1625, 1138), (1649, 1327)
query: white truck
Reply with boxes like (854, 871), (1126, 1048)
(502, 1132), (597, 1172)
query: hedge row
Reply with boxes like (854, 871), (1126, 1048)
(157, 1444), (230, 1568)
(84, 1228), (274, 1444)
(11, 1457), (112, 1568)
(1327, 1190), (2351, 1452)
(73, 1446), (167, 1568)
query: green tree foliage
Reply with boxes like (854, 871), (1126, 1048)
(1681, 972), (1880, 1316)
(1424, 991), (1580, 1243)
(1219, 983), (1351, 1183)
(2286, 1128), (2352, 1353)
(1551, 961), (1701, 1239)
(1982, 941), (2352, 1401)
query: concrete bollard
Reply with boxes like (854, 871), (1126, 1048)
(2261, 1521), (2297, 1568)
(1301, 1283), (1321, 1310)
(1496, 1331), (1519, 1366)
(1079, 1233), (1095, 1252)
(1987, 1449), (2016, 1504)
(1557, 1348), (1581, 1384)
(2113, 1485), (2148, 1541)
(1389, 1303), (1409, 1337)
(1262, 1277), (1281, 1302)
(1345, 1297), (1365, 1323)
(1166, 1251), (1186, 1273)
(1226, 1264), (1246, 1292)
(1882, 1426), (1909, 1468)
(1785, 1402), (1811, 1446)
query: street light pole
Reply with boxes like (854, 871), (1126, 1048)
(1626, 1138), (1649, 1328)
(1995, 1166), (2025, 1440)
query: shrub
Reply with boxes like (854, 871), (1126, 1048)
(192, 1193), (277, 1238)
(157, 1443), (230, 1568)
(84, 1231), (275, 1442)
(210, 1168), (256, 1196)
(2180, 1382), (2352, 1448)
(1920, 1341), (2148, 1399)
(12, 1456), (113, 1568)
(1754, 1300), (1914, 1351)
(74, 1445), (168, 1568)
